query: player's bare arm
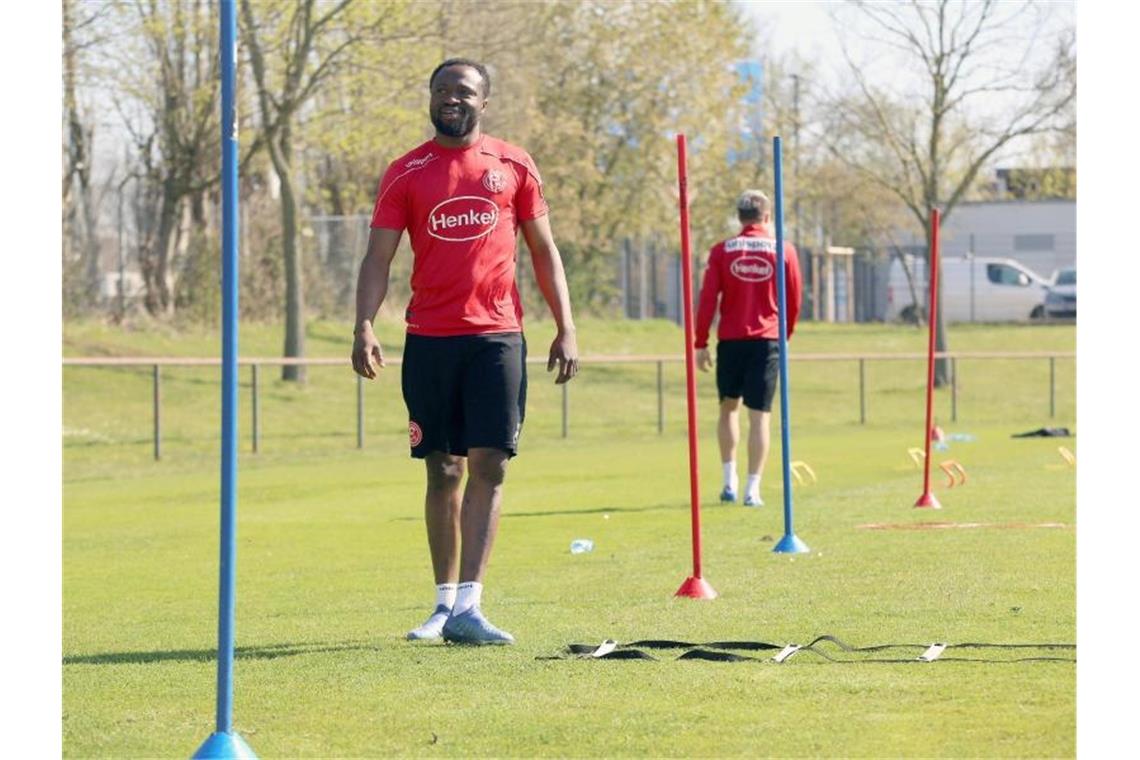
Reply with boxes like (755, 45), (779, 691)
(352, 227), (402, 379)
(520, 214), (579, 384)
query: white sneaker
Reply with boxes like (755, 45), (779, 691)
(743, 492), (764, 507)
(406, 604), (451, 640)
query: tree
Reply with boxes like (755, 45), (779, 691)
(63, 0), (111, 310)
(520, 0), (752, 312)
(240, 0), (425, 382)
(823, 0), (1075, 384)
(101, 0), (222, 317)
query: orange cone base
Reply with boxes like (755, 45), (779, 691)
(914, 491), (942, 509)
(675, 576), (718, 599)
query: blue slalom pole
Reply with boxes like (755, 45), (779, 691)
(193, 2), (257, 757)
(771, 136), (810, 555)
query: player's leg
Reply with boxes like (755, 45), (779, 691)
(718, 398), (742, 501)
(441, 334), (524, 645)
(402, 334), (464, 640)
(716, 340), (746, 502)
(742, 339), (779, 507)
(744, 409), (772, 506)
(424, 452), (464, 584)
(402, 452), (465, 640)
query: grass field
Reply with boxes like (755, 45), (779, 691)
(63, 319), (1076, 757)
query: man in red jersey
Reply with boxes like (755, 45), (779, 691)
(351, 59), (578, 645)
(694, 190), (801, 508)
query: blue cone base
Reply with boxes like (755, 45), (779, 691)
(192, 732), (258, 759)
(772, 533), (811, 554)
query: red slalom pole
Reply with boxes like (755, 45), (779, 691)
(914, 207), (943, 509)
(674, 134), (716, 599)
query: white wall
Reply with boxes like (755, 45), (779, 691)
(888, 200), (1076, 280)
(941, 200), (1076, 280)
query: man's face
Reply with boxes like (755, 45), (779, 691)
(429, 65), (487, 139)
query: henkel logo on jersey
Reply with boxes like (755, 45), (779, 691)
(427, 196), (500, 242)
(730, 256), (774, 282)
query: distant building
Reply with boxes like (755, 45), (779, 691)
(890, 199), (1076, 280)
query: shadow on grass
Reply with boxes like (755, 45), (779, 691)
(63, 640), (377, 666)
(392, 503), (683, 522)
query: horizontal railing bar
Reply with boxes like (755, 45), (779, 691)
(62, 350), (1076, 368)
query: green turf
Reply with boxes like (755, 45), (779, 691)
(63, 319), (1076, 757)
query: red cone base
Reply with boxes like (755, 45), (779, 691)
(914, 491), (942, 509)
(675, 576), (718, 599)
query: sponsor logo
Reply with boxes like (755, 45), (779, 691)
(725, 236), (776, 253)
(404, 153), (436, 169)
(409, 420), (423, 447)
(482, 169), (506, 193)
(730, 256), (774, 282)
(427, 196), (500, 241)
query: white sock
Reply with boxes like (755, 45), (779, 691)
(746, 473), (761, 496)
(452, 581), (483, 615)
(723, 462), (738, 490)
(436, 583), (458, 610)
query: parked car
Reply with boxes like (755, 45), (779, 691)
(1044, 267), (1076, 319)
(884, 255), (1049, 323)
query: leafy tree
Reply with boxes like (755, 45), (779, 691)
(239, 0), (430, 381)
(521, 0), (752, 313)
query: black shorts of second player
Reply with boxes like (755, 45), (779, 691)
(401, 332), (527, 459)
(715, 338), (780, 411)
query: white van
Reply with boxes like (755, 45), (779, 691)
(884, 255), (1049, 323)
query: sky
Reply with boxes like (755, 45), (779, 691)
(735, 1), (842, 69)
(733, 0), (1076, 167)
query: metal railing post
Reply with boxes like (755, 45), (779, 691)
(858, 358), (866, 424)
(951, 357), (958, 423)
(153, 364), (161, 461)
(561, 382), (569, 438)
(657, 360), (664, 434)
(251, 364), (260, 453)
(1050, 356), (1056, 419)
(357, 373), (365, 449)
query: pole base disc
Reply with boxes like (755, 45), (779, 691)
(192, 732), (258, 759)
(772, 533), (811, 554)
(675, 576), (718, 599)
(914, 491), (943, 509)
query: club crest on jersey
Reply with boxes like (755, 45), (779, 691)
(482, 169), (506, 194)
(409, 420), (423, 447)
(730, 256), (774, 282)
(427, 196), (500, 242)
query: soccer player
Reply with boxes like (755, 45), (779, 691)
(694, 190), (802, 507)
(351, 59), (579, 645)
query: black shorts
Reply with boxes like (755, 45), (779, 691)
(716, 338), (780, 411)
(401, 332), (527, 458)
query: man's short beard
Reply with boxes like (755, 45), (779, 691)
(431, 111), (475, 138)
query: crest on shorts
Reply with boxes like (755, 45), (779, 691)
(482, 169), (506, 194)
(408, 420), (423, 448)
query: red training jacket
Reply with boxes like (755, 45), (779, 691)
(694, 223), (802, 349)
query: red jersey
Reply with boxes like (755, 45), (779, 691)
(694, 223), (802, 348)
(370, 135), (548, 336)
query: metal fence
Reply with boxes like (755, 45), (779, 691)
(63, 351), (1075, 461)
